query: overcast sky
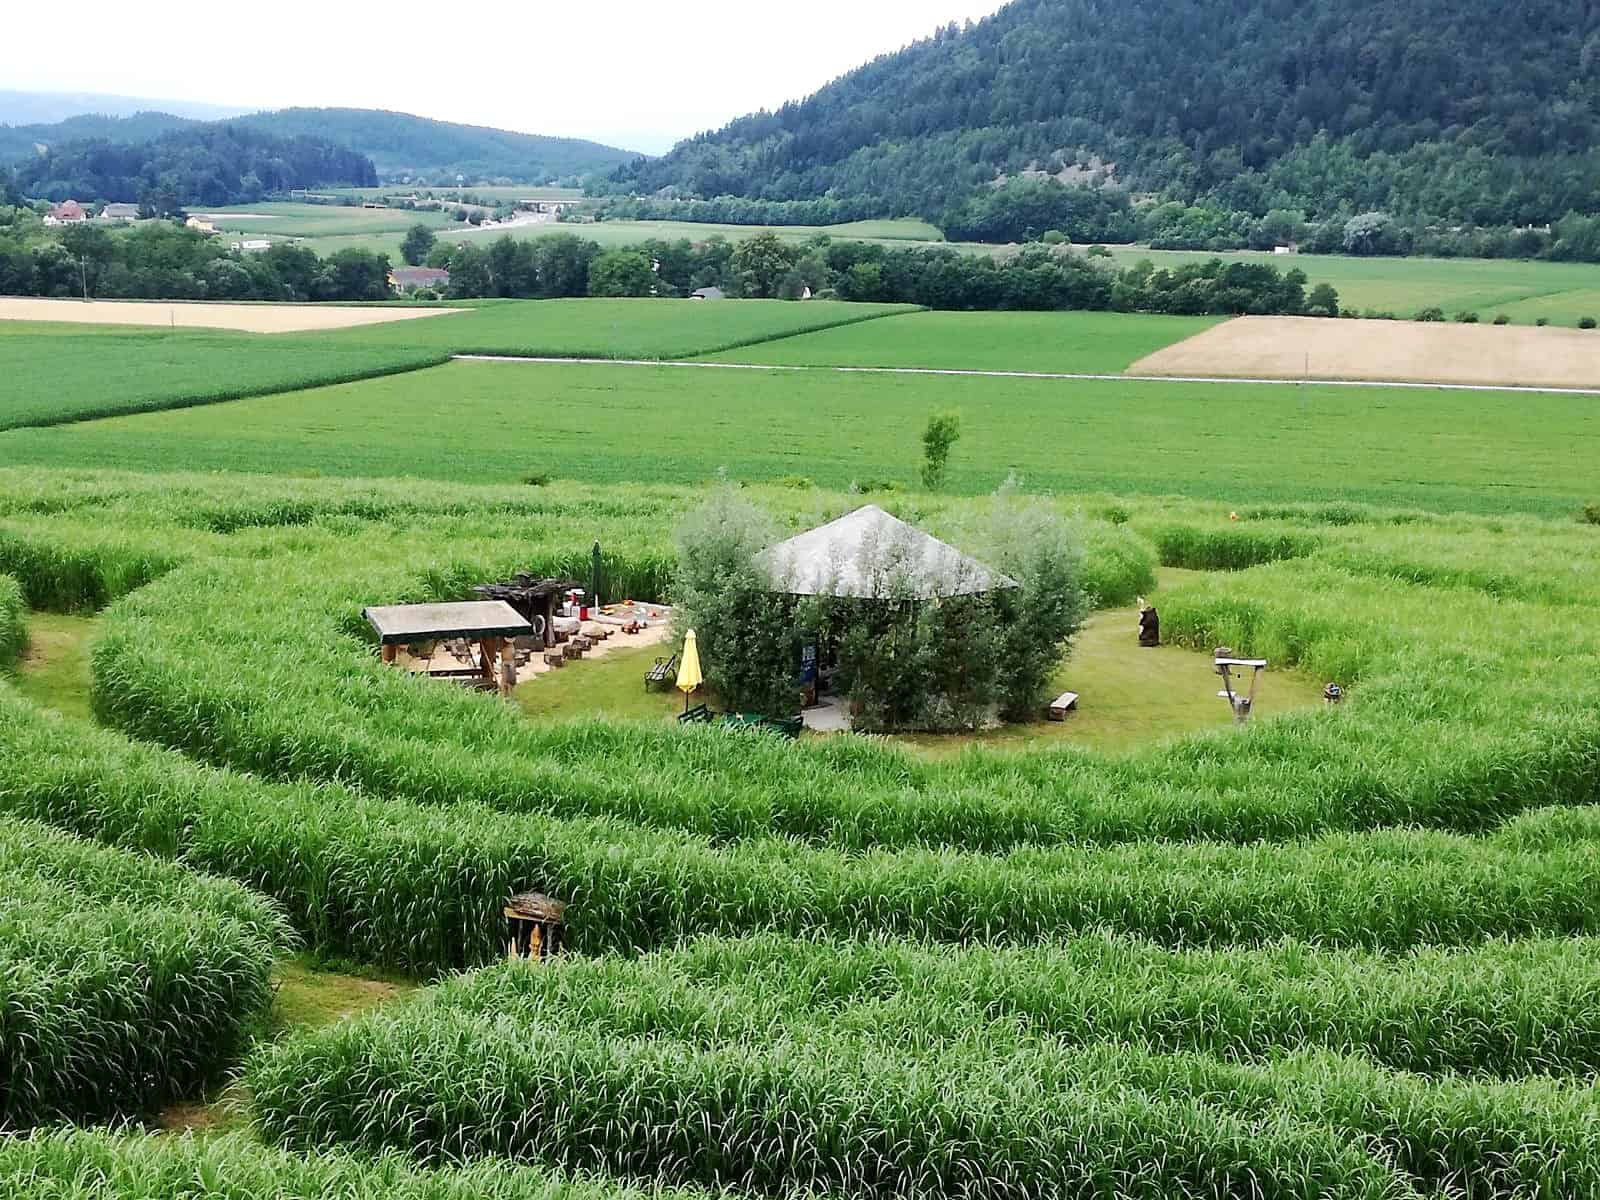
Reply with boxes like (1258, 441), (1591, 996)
(7, 1), (1012, 154)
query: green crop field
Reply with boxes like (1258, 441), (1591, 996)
(0, 321), (448, 430)
(7, 356), (1595, 516)
(702, 309), (1224, 373)
(5, 290), (1600, 1196)
(315, 296), (918, 359)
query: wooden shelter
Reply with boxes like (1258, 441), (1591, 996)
(364, 600), (533, 696)
(471, 575), (577, 649)
(504, 891), (566, 961)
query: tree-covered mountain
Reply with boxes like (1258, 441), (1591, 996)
(13, 125), (377, 209)
(0, 111), (197, 164)
(229, 109), (640, 184)
(604, 0), (1600, 229)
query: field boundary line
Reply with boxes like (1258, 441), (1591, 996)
(452, 354), (1600, 397)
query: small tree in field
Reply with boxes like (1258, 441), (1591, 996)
(921, 409), (962, 492)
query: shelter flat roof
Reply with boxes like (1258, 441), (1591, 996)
(759, 504), (1017, 600)
(364, 600), (533, 645)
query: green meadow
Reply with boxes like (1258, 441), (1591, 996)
(6, 356), (1593, 516)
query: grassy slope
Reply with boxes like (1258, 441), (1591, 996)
(700, 310), (1221, 373)
(12, 610), (95, 721)
(6, 358), (1594, 515)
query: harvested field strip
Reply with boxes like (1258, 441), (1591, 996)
(0, 819), (289, 1128)
(0, 296), (460, 334)
(248, 953), (1600, 1199)
(1128, 314), (1600, 389)
(0, 1129), (711, 1200)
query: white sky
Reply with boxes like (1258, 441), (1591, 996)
(6, 1), (1012, 154)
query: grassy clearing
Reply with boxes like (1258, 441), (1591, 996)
(271, 957), (414, 1034)
(0, 322), (447, 431)
(701, 309), (1223, 373)
(8, 356), (1597, 517)
(11, 609), (96, 720)
(513, 642), (687, 723)
(247, 946), (1600, 1199)
(0, 817), (290, 1128)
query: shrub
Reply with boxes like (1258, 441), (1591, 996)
(1086, 243), (1112, 257)
(919, 409), (962, 492)
(1536, 317), (1551, 326)
(520, 471), (550, 487)
(1454, 311), (1480, 323)
(1415, 307), (1445, 322)
(1493, 314), (1511, 325)
(1581, 503), (1600, 526)
(1581, 317), (1597, 329)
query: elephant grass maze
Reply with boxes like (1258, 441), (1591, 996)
(3, 295), (1600, 1197)
(3, 461), (1600, 1195)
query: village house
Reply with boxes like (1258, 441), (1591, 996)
(388, 266), (451, 293)
(43, 200), (88, 226)
(230, 239), (272, 252)
(185, 215), (220, 235)
(99, 203), (141, 222)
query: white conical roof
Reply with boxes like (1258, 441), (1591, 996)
(760, 505), (1017, 599)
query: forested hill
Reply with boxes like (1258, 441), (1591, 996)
(229, 109), (639, 184)
(13, 126), (377, 209)
(605, 0), (1600, 228)
(0, 111), (196, 164)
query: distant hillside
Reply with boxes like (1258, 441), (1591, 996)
(0, 90), (249, 126)
(0, 111), (196, 163)
(230, 108), (641, 184)
(13, 125), (376, 208)
(607, 0), (1600, 229)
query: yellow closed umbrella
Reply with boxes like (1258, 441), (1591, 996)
(676, 629), (704, 711)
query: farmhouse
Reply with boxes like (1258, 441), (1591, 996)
(690, 286), (726, 301)
(230, 239), (272, 252)
(185, 215), (220, 235)
(99, 203), (141, 222)
(43, 200), (88, 226)
(389, 266), (451, 293)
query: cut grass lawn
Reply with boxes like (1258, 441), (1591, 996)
(701, 310), (1223, 374)
(198, 201), (457, 238)
(10, 357), (1596, 516)
(514, 642), (688, 724)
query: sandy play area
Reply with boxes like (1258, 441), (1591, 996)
(1128, 315), (1600, 390)
(0, 296), (460, 334)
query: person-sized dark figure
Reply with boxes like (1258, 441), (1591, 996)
(1138, 599), (1160, 648)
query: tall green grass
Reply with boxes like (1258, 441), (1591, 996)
(0, 1129), (710, 1200)
(0, 819), (290, 1128)
(248, 949), (1600, 1198)
(0, 573), (22, 667)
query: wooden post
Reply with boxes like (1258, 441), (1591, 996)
(381, 643), (398, 665)
(479, 638), (496, 684)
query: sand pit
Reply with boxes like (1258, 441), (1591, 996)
(1129, 315), (1600, 391)
(0, 296), (460, 334)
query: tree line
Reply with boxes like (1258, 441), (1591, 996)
(415, 227), (1330, 316)
(0, 211), (391, 302)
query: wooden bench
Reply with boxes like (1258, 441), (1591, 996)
(1048, 692), (1079, 721)
(645, 654), (678, 691)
